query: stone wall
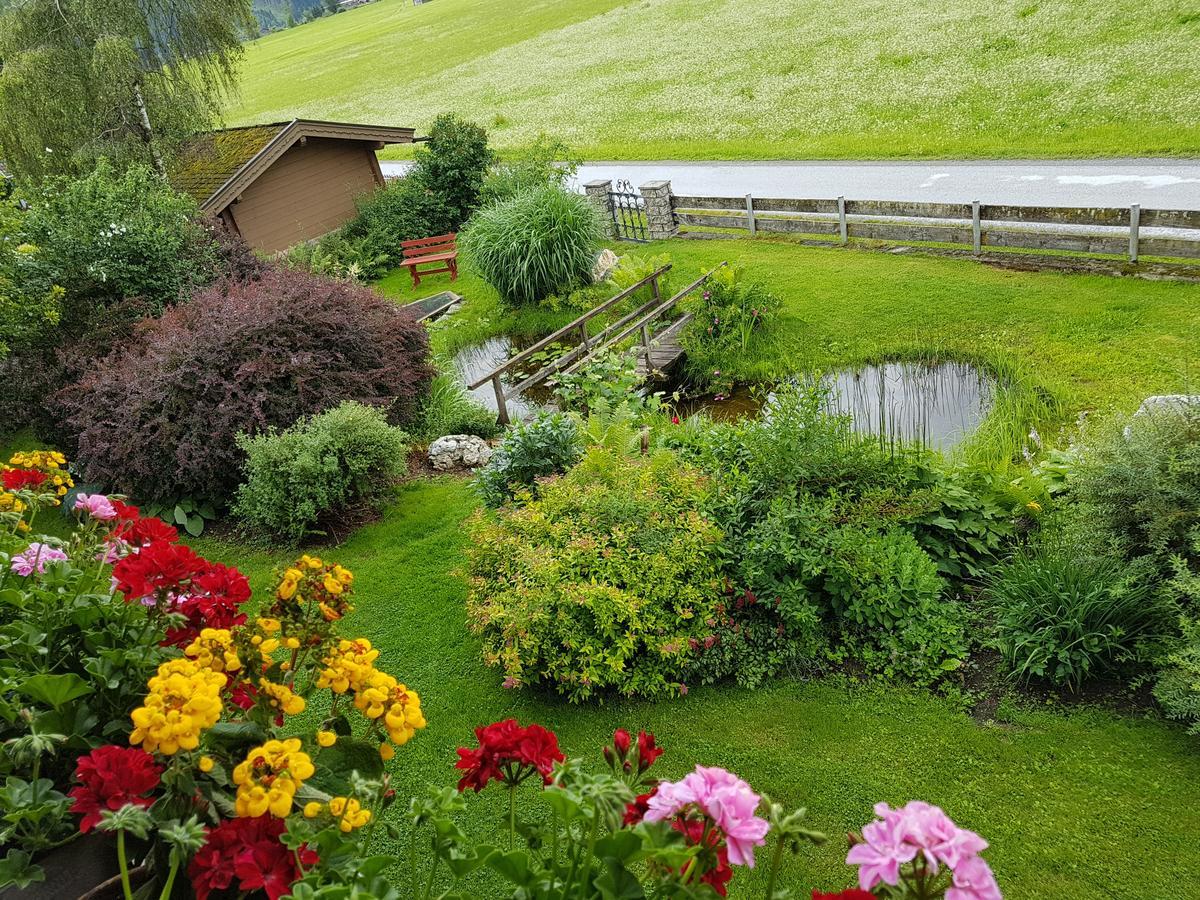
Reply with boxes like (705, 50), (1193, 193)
(583, 179), (614, 238)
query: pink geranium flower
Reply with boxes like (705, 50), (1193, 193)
(847, 801), (1000, 897)
(11, 543), (68, 576)
(74, 493), (117, 520)
(644, 765), (770, 867)
(946, 854), (1002, 900)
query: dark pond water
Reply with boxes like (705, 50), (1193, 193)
(680, 360), (996, 453)
(451, 336), (558, 420)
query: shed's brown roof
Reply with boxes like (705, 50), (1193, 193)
(170, 119), (416, 213)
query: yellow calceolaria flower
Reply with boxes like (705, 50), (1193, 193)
(1026, 500), (1043, 513)
(259, 678), (306, 716)
(130, 659), (225, 755)
(198, 756), (215, 773)
(185, 628), (242, 674)
(316, 730), (337, 748)
(379, 742), (395, 761)
(276, 568), (304, 601)
(300, 554), (323, 570)
(316, 639), (379, 694)
(232, 738), (315, 818)
(284, 636), (301, 650)
(303, 801), (323, 818)
(322, 573), (344, 595)
(257, 617), (281, 633)
(328, 796), (371, 832)
(0, 492), (26, 514)
(354, 670), (427, 747)
(6, 450), (73, 504)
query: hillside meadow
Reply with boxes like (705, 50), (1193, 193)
(229, 0), (1200, 159)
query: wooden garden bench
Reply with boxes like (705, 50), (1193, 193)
(400, 233), (458, 289)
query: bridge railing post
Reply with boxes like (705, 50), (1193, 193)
(491, 375), (509, 425)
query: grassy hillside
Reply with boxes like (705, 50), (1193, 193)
(228, 0), (1200, 159)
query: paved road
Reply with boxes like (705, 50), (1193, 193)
(380, 159), (1200, 209)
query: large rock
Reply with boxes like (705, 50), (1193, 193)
(428, 434), (493, 471)
(592, 248), (620, 284)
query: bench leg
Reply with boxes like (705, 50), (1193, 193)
(449, 258), (458, 282)
(409, 265), (420, 290)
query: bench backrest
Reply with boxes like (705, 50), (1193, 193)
(401, 232), (457, 260)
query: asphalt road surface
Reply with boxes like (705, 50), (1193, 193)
(380, 159), (1200, 209)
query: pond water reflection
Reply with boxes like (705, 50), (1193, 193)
(680, 361), (996, 453)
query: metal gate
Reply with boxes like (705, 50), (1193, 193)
(609, 179), (648, 242)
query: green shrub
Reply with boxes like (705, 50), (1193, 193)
(1155, 617), (1200, 735)
(988, 545), (1168, 691)
(342, 113), (494, 253)
(24, 160), (217, 332)
(1073, 405), (1200, 565)
(284, 231), (390, 282)
(480, 135), (578, 205)
(476, 412), (581, 508)
(673, 383), (1010, 686)
(823, 527), (964, 684)
(461, 185), (603, 306)
(417, 373), (500, 441)
(0, 192), (62, 357)
(464, 447), (724, 701)
(233, 401), (408, 543)
(552, 349), (663, 421)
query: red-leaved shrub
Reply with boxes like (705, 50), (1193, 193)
(53, 268), (433, 506)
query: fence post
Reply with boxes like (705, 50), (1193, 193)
(972, 200), (982, 255)
(745, 193), (756, 236)
(640, 323), (653, 371)
(583, 179), (614, 238)
(837, 196), (848, 245)
(640, 180), (678, 240)
(1129, 203), (1140, 264)
(491, 375), (509, 426)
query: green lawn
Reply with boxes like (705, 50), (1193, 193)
(194, 477), (1200, 899)
(230, 0), (1200, 159)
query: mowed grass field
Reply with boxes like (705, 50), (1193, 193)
(229, 0), (1200, 159)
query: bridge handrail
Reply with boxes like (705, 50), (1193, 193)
(465, 264), (672, 390)
(559, 263), (727, 377)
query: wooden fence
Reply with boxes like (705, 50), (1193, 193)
(671, 194), (1200, 262)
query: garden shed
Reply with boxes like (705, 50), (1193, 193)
(171, 119), (416, 253)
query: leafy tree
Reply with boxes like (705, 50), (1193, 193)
(0, 0), (256, 181)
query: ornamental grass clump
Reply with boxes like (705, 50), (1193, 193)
(461, 184), (604, 306)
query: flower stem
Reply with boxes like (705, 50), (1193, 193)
(158, 857), (179, 900)
(507, 785), (516, 851)
(763, 837), (785, 899)
(116, 830), (134, 900)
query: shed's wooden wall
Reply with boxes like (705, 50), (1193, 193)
(226, 138), (381, 253)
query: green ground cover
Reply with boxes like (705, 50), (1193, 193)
(229, 0), (1200, 159)
(193, 477), (1200, 899)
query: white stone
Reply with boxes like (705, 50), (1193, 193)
(428, 434), (493, 471)
(592, 248), (620, 283)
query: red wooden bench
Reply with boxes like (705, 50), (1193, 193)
(400, 233), (458, 289)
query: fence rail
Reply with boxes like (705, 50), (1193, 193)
(671, 194), (1200, 261)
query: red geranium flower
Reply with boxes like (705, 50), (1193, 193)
(162, 561), (250, 647)
(455, 719), (564, 792)
(1, 469), (47, 491)
(812, 892), (876, 900)
(68, 746), (162, 833)
(113, 540), (208, 602)
(189, 816), (317, 900)
(637, 730), (663, 772)
(624, 788), (657, 826)
(674, 817), (733, 896)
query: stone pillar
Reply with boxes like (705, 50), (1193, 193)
(640, 179), (677, 240)
(582, 179), (614, 237)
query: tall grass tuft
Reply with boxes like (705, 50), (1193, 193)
(417, 373), (500, 441)
(988, 546), (1167, 691)
(460, 185), (604, 306)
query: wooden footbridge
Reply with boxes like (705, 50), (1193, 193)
(467, 262), (726, 424)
